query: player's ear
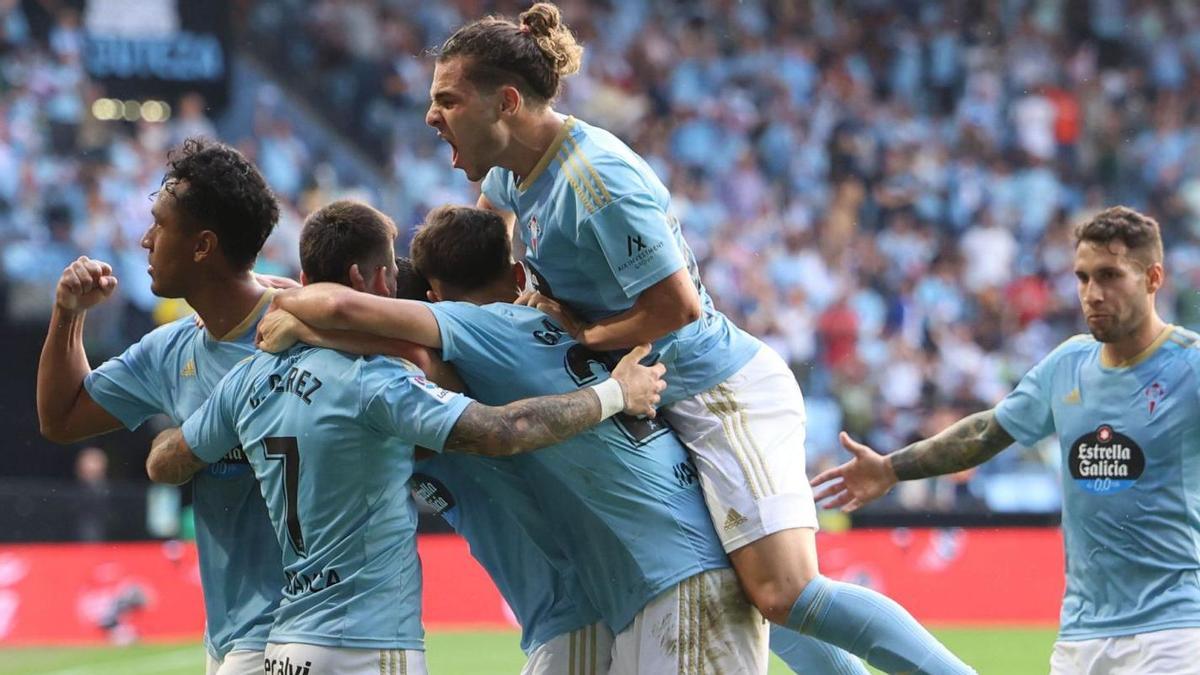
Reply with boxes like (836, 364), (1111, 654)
(194, 230), (218, 263)
(348, 264), (367, 292)
(299, 271), (310, 287)
(1146, 261), (1165, 293)
(498, 85), (521, 116)
(426, 289), (442, 302)
(370, 265), (390, 296)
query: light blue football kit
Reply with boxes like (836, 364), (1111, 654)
(429, 300), (729, 633)
(181, 346), (471, 650)
(84, 293), (280, 660)
(481, 115), (760, 406)
(482, 115), (970, 674)
(411, 454), (601, 653)
(995, 328), (1200, 640)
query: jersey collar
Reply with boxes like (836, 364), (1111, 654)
(210, 288), (276, 342)
(1099, 324), (1174, 369)
(518, 116), (576, 192)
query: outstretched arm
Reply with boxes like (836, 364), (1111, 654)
(271, 284), (443, 348)
(443, 344), (665, 456)
(810, 409), (1014, 512)
(889, 409), (1015, 480)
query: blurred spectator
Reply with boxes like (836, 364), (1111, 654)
(16, 0), (1200, 515)
(74, 447), (111, 542)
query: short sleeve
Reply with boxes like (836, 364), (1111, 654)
(181, 365), (246, 463)
(362, 363), (473, 452)
(481, 168), (515, 213)
(429, 302), (521, 370)
(83, 330), (169, 430)
(580, 193), (686, 298)
(994, 354), (1057, 447)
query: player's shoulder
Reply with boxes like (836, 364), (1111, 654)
(565, 118), (661, 205)
(132, 315), (204, 355)
(1040, 333), (1098, 367)
(1164, 325), (1200, 368)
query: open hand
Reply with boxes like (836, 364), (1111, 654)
(609, 344), (667, 418)
(809, 432), (898, 513)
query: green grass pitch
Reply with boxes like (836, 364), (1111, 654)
(0, 627), (1056, 674)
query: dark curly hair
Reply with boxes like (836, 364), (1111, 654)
(158, 137), (279, 271)
(1074, 206), (1163, 268)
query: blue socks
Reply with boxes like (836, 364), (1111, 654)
(770, 624), (869, 674)
(785, 575), (975, 675)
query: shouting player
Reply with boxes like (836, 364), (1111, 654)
(812, 206), (1200, 675)
(261, 204), (768, 673)
(36, 139), (283, 675)
(144, 200), (666, 675)
(423, 4), (970, 673)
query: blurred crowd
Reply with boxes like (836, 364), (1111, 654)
(14, 0), (1200, 513)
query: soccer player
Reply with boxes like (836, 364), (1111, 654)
(36, 139), (283, 675)
(812, 206), (1200, 674)
(422, 4), (970, 673)
(411, 455), (610, 675)
(395, 254), (610, 674)
(144, 200), (666, 675)
(261, 205), (769, 673)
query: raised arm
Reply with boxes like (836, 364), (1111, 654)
(271, 284), (442, 348)
(810, 409), (1015, 512)
(37, 257), (124, 443)
(444, 344), (665, 456)
(146, 427), (208, 485)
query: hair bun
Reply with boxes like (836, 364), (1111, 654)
(519, 3), (560, 38)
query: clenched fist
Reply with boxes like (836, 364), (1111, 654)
(55, 257), (118, 314)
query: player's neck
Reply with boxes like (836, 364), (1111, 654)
(459, 280), (518, 306)
(506, 110), (566, 183)
(1102, 314), (1170, 367)
(188, 272), (268, 340)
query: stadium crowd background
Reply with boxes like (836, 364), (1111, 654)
(6, 0), (1200, 527)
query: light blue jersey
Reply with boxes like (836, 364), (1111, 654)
(995, 327), (1200, 640)
(411, 455), (600, 653)
(430, 300), (729, 632)
(181, 346), (472, 650)
(83, 293), (280, 659)
(481, 116), (761, 405)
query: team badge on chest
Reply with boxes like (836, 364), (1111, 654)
(1143, 382), (1165, 417)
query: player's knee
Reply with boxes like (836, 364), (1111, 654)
(741, 573), (817, 625)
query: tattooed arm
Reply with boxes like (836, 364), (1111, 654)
(890, 410), (1015, 480)
(444, 393), (603, 456)
(810, 409), (1014, 512)
(443, 344), (666, 457)
(146, 427), (207, 485)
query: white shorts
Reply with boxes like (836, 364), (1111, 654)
(205, 649), (264, 675)
(609, 568), (768, 675)
(663, 345), (817, 552)
(1050, 627), (1200, 675)
(263, 643), (427, 675)
(522, 622), (614, 675)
